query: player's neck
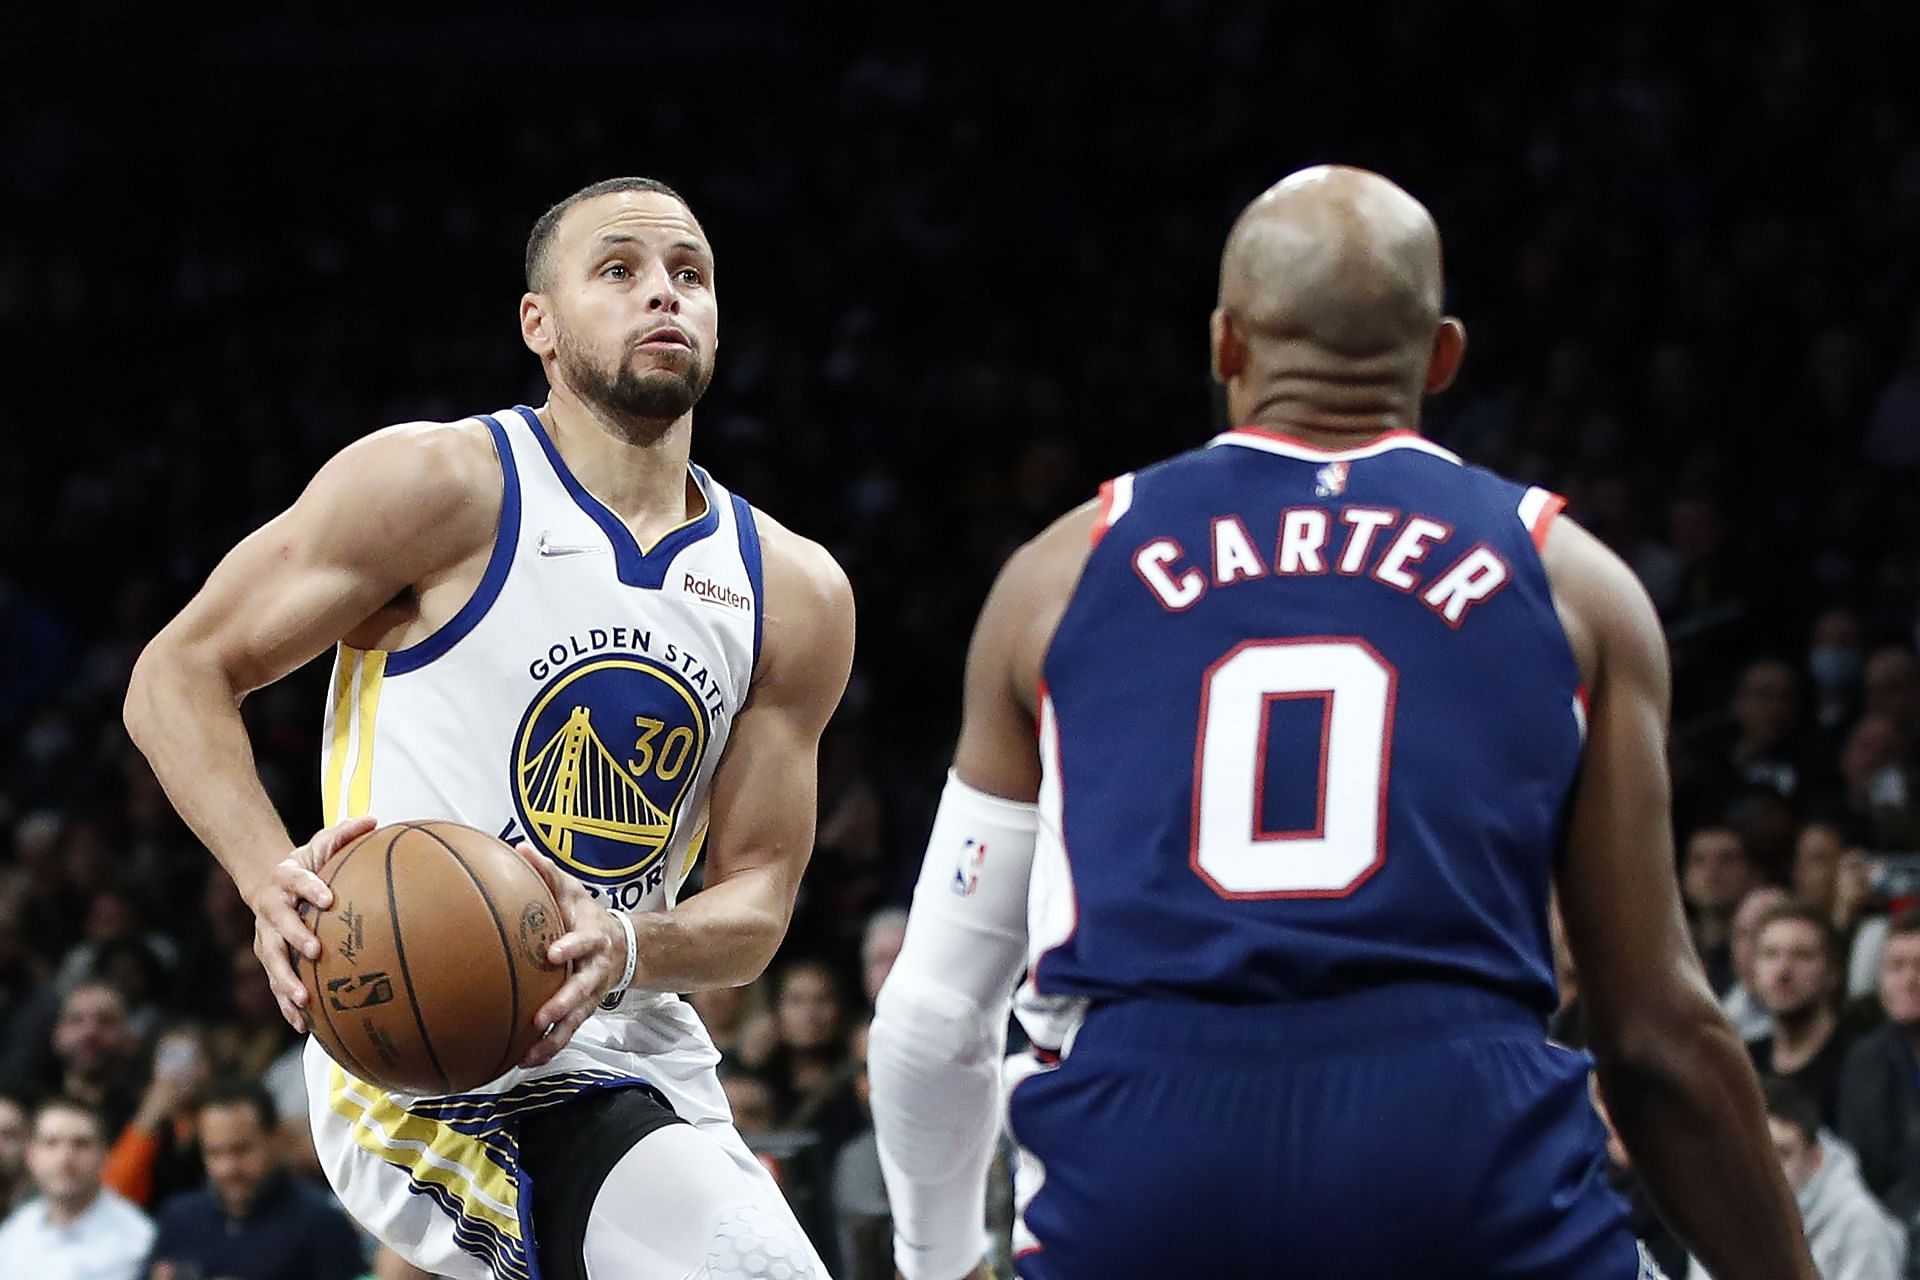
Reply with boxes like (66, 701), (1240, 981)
(537, 397), (703, 545)
(1231, 382), (1422, 452)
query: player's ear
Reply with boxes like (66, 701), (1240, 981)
(1210, 308), (1244, 386)
(1425, 317), (1466, 393)
(520, 293), (555, 357)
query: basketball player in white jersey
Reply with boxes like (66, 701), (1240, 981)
(125, 178), (855, 1280)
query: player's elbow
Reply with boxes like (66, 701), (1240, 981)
(1587, 986), (1742, 1087)
(122, 637), (173, 752)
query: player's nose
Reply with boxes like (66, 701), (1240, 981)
(643, 263), (681, 314)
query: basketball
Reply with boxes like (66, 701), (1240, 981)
(302, 821), (567, 1095)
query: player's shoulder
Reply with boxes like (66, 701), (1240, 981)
(742, 506), (855, 696)
(306, 415), (504, 550)
(746, 505), (853, 619)
(1539, 512), (1665, 686)
(333, 415), (503, 495)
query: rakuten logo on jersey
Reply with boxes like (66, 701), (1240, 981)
(684, 574), (752, 612)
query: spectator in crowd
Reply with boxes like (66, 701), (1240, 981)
(1750, 901), (1857, 1126)
(40, 980), (144, 1138)
(1723, 886), (1791, 1042)
(861, 908), (908, 1009)
(1808, 610), (1867, 751)
(145, 1079), (363, 1280)
(52, 885), (177, 1000)
(1684, 660), (1812, 834)
(1864, 646), (1919, 745)
(1836, 715), (1920, 848)
(208, 949), (293, 1083)
(1683, 826), (1762, 995)
(0, 1096), (154, 1280)
(1839, 911), (1920, 1231)
(722, 1071), (779, 1140)
(0, 890), (59, 1088)
(101, 1027), (209, 1210)
(690, 981), (778, 1075)
(767, 959), (854, 1120)
(167, 874), (255, 1025)
(1735, 1080), (1904, 1280)
(0, 1089), (29, 1213)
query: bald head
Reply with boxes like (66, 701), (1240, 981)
(1219, 166), (1444, 357)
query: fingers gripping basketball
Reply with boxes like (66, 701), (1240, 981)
(303, 821), (567, 1094)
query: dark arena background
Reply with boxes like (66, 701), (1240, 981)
(3, 4), (1920, 1278)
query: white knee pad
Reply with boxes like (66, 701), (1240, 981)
(703, 1202), (817, 1280)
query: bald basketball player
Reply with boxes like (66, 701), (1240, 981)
(126, 178), (852, 1280)
(869, 167), (1815, 1280)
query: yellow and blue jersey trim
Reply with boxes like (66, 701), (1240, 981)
(328, 1064), (654, 1280)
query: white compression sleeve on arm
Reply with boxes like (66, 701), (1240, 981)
(870, 770), (1038, 1280)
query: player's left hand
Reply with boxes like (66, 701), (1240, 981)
(514, 843), (630, 1068)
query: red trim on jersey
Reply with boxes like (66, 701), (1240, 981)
(1091, 478), (1119, 548)
(1528, 491), (1567, 551)
(1028, 686), (1080, 995)
(1229, 424), (1423, 454)
(1576, 685), (1590, 716)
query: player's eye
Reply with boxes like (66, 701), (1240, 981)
(601, 262), (630, 280)
(675, 268), (704, 286)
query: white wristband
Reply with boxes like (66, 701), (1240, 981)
(609, 908), (638, 995)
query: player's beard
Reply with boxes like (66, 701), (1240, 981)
(555, 322), (712, 443)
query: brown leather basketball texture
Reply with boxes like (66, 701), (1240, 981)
(303, 821), (567, 1095)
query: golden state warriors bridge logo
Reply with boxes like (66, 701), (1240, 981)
(511, 655), (709, 885)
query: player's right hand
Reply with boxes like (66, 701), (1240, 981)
(247, 815), (377, 1032)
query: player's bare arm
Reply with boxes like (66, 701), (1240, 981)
(124, 421), (503, 1031)
(1545, 516), (1817, 1280)
(870, 502), (1094, 1280)
(515, 511), (857, 1067)
(949, 501), (1100, 801)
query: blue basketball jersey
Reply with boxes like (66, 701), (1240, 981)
(1019, 427), (1584, 1043)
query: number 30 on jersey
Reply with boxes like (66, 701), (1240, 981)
(1189, 638), (1396, 898)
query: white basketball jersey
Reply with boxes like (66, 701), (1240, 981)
(319, 404), (763, 914)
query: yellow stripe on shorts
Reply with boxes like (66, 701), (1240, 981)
(327, 1065), (521, 1239)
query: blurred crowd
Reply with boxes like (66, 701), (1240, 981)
(4, 2), (1920, 1277)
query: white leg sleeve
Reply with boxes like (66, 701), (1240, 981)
(582, 1123), (828, 1280)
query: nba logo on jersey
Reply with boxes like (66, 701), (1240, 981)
(951, 838), (989, 897)
(1314, 461), (1349, 497)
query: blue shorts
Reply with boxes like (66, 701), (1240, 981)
(1007, 984), (1654, 1280)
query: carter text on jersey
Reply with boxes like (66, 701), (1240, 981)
(1131, 505), (1512, 629)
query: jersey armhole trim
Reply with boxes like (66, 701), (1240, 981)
(1090, 472), (1136, 547)
(385, 414), (522, 677)
(730, 493), (766, 676)
(1518, 486), (1566, 552)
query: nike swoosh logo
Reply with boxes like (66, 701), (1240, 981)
(536, 532), (605, 558)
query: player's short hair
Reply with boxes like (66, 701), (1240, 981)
(1754, 899), (1840, 968)
(31, 1095), (106, 1142)
(200, 1077), (279, 1131)
(1888, 906), (1920, 941)
(525, 176), (688, 290)
(1761, 1077), (1821, 1142)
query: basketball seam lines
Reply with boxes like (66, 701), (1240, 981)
(312, 834), (380, 1084)
(389, 825), (452, 1094)
(413, 822), (525, 1084)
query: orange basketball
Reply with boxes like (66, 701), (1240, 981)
(303, 821), (566, 1094)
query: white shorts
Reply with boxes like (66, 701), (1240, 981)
(306, 992), (802, 1280)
